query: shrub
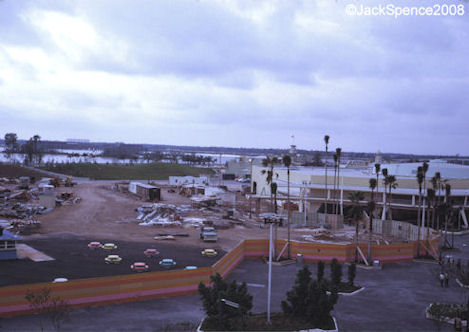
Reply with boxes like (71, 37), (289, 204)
(25, 287), (69, 331)
(282, 265), (338, 327)
(198, 273), (253, 331)
(317, 261), (325, 281)
(348, 263), (356, 286)
(330, 258), (342, 286)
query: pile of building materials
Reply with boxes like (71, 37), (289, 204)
(0, 177), (63, 220)
(136, 203), (185, 227)
(0, 202), (49, 219)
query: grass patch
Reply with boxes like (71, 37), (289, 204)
(40, 163), (214, 180)
(0, 163), (48, 179)
(200, 312), (336, 331)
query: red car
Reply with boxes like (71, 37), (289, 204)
(87, 241), (102, 249)
(144, 248), (160, 257)
(131, 262), (149, 272)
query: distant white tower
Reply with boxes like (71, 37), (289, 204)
(375, 150), (382, 164)
(289, 135), (297, 160)
(289, 144), (297, 157)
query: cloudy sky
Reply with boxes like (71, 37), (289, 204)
(1, 0), (468, 155)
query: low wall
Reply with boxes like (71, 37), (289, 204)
(0, 236), (438, 317)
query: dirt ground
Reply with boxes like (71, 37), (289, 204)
(2, 180), (395, 286)
(35, 181), (277, 251)
(31, 180), (390, 251)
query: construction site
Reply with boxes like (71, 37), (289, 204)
(0, 158), (452, 289)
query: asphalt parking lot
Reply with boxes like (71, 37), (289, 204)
(1, 233), (468, 331)
(0, 233), (224, 286)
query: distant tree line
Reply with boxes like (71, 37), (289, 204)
(3, 132), (44, 165)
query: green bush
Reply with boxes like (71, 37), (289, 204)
(330, 258), (342, 286)
(198, 273), (253, 331)
(317, 261), (325, 281)
(281, 266), (338, 327)
(348, 263), (356, 286)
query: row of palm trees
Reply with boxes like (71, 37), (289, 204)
(261, 137), (457, 261)
(323, 135), (343, 216)
(415, 164), (455, 253)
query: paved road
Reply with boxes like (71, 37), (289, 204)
(2, 234), (468, 331)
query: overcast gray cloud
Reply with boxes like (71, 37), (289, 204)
(0, 0), (468, 155)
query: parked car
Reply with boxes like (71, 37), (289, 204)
(87, 241), (102, 249)
(201, 249), (218, 257)
(200, 226), (218, 242)
(184, 266), (198, 270)
(52, 278), (68, 283)
(144, 248), (160, 257)
(131, 262), (149, 272)
(105, 255), (122, 264)
(102, 243), (117, 250)
(159, 258), (176, 268)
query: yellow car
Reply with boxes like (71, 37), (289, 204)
(105, 255), (122, 264)
(201, 249), (217, 257)
(102, 243), (117, 250)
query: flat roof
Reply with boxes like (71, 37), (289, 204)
(135, 183), (159, 189)
(0, 229), (21, 241)
(254, 160), (469, 180)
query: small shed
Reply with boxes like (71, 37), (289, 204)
(0, 228), (21, 260)
(135, 183), (161, 201)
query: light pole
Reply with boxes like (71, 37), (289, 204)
(249, 158), (253, 219)
(264, 215), (280, 324)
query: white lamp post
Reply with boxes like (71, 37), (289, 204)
(263, 214), (280, 324)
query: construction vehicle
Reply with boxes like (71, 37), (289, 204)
(50, 178), (61, 187)
(65, 177), (76, 187)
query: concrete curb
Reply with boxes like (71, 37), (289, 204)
(339, 286), (365, 296)
(413, 259), (438, 265)
(327, 286), (365, 296)
(197, 316), (339, 332)
(456, 278), (469, 288)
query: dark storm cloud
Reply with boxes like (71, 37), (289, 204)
(0, 0), (468, 154)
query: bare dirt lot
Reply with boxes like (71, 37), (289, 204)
(36, 181), (276, 250)
(3, 180), (385, 287)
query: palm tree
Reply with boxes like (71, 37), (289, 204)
(381, 168), (388, 219)
(32, 134), (41, 165)
(426, 188), (435, 254)
(283, 155), (292, 259)
(261, 157), (279, 213)
(324, 135), (330, 215)
(431, 175), (438, 230)
(416, 166), (424, 257)
(369, 179), (377, 203)
(332, 154), (338, 216)
(335, 148), (342, 215)
(422, 162), (429, 236)
(375, 163), (381, 205)
(434, 171), (442, 231)
(386, 175), (397, 220)
(368, 179), (377, 261)
(443, 184), (453, 249)
(348, 191), (364, 263)
(367, 200), (376, 262)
